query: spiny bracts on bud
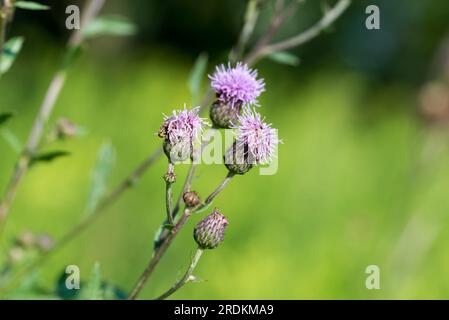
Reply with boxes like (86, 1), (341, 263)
(210, 100), (242, 129)
(224, 141), (254, 175)
(194, 209), (229, 250)
(158, 107), (208, 163)
(183, 191), (201, 208)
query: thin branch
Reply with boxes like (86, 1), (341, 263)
(128, 207), (193, 300)
(128, 172), (235, 299)
(244, 0), (304, 65)
(0, 0), (106, 230)
(230, 0), (263, 63)
(203, 171), (235, 207)
(0, 147), (163, 293)
(155, 247), (204, 300)
(247, 0), (350, 64)
(165, 163), (175, 225)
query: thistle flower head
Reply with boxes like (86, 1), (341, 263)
(209, 62), (265, 107)
(159, 106), (206, 145)
(232, 108), (280, 165)
(194, 209), (229, 250)
(159, 106), (208, 163)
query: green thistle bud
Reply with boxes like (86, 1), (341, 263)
(183, 191), (201, 208)
(224, 141), (253, 175)
(210, 100), (242, 129)
(194, 209), (229, 250)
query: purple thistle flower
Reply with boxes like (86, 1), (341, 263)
(209, 62), (265, 107)
(160, 106), (207, 145)
(232, 108), (281, 165)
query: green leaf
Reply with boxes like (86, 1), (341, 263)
(83, 15), (137, 39)
(0, 37), (25, 75)
(1, 128), (22, 154)
(188, 53), (208, 104)
(267, 51), (300, 67)
(84, 262), (103, 300)
(30, 150), (70, 166)
(102, 283), (127, 300)
(0, 112), (14, 127)
(55, 270), (81, 300)
(14, 1), (50, 10)
(85, 141), (115, 215)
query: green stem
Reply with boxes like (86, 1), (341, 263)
(203, 171), (235, 208)
(155, 247), (204, 300)
(128, 172), (235, 300)
(128, 208), (193, 300)
(165, 163), (175, 225)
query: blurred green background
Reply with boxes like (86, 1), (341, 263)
(1, 0), (449, 299)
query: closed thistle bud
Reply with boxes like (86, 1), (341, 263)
(210, 100), (242, 129)
(183, 191), (201, 207)
(224, 141), (253, 175)
(194, 210), (229, 250)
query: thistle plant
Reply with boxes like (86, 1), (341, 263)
(0, 0), (351, 299)
(127, 61), (281, 299)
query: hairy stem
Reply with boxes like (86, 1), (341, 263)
(155, 247), (204, 300)
(0, 0), (105, 232)
(165, 163), (175, 225)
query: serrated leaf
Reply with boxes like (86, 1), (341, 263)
(0, 37), (24, 75)
(14, 1), (50, 10)
(84, 262), (102, 300)
(188, 53), (208, 104)
(85, 142), (115, 215)
(83, 15), (137, 39)
(267, 51), (300, 66)
(0, 112), (14, 127)
(30, 150), (70, 166)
